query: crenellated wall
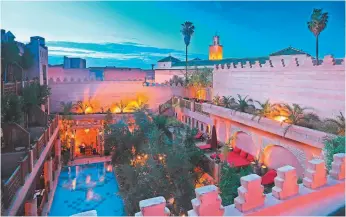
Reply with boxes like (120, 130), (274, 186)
(213, 55), (345, 118)
(135, 154), (345, 216)
(48, 79), (188, 113)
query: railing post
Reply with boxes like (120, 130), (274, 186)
(28, 149), (34, 173)
(330, 153), (345, 180)
(25, 197), (38, 216)
(19, 159), (26, 186)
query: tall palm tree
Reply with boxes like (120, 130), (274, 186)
(325, 112), (345, 136)
(307, 9), (329, 65)
(252, 99), (276, 123)
(279, 103), (313, 136)
(181, 21), (195, 83)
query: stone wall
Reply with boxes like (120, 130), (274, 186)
(136, 154), (345, 216)
(213, 55), (345, 118)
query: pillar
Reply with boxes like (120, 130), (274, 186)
(24, 197), (37, 216)
(54, 138), (61, 163)
(188, 185), (224, 216)
(330, 153), (345, 180)
(213, 163), (220, 184)
(135, 196), (170, 216)
(234, 174), (265, 212)
(70, 138), (75, 161)
(191, 101), (195, 112)
(44, 157), (53, 192)
(272, 165), (299, 200)
(28, 149), (34, 173)
(303, 159), (327, 189)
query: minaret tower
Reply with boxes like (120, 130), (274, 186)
(209, 34), (223, 60)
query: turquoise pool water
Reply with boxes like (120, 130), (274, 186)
(49, 162), (124, 216)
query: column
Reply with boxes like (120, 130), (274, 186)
(70, 138), (75, 161)
(135, 196), (170, 216)
(44, 157), (53, 192)
(54, 138), (61, 164)
(24, 197), (37, 216)
(188, 185), (224, 216)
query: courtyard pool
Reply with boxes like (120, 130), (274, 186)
(49, 162), (124, 216)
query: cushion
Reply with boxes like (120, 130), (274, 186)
(198, 144), (211, 150)
(261, 169), (277, 185)
(247, 154), (255, 162)
(227, 152), (251, 167)
(233, 146), (241, 153)
(240, 151), (248, 158)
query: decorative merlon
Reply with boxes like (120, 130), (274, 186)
(272, 165), (299, 200)
(234, 174), (265, 212)
(330, 153), (345, 180)
(188, 185), (224, 216)
(303, 159), (327, 189)
(135, 196), (170, 216)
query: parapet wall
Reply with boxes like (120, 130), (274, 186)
(48, 80), (187, 113)
(135, 154), (346, 216)
(213, 55), (345, 118)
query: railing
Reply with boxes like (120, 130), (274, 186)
(180, 98), (191, 110)
(195, 102), (210, 116)
(2, 167), (22, 208)
(1, 80), (35, 96)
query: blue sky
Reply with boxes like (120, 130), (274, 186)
(1, 1), (345, 69)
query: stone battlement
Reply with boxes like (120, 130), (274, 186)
(136, 154), (345, 216)
(214, 55), (345, 72)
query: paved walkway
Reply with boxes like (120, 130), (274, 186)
(68, 156), (111, 167)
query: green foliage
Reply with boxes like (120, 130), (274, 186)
(212, 94), (221, 106)
(325, 112), (345, 136)
(1, 42), (21, 82)
(1, 94), (23, 124)
(187, 67), (212, 89)
(21, 47), (34, 70)
(62, 150), (71, 166)
(221, 96), (233, 108)
(169, 75), (184, 86)
(252, 99), (276, 122)
(181, 21), (195, 83)
(23, 81), (51, 110)
(103, 109), (113, 132)
(323, 136), (345, 171)
(109, 111), (203, 216)
(219, 164), (252, 206)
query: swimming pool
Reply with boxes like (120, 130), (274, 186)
(49, 162), (124, 216)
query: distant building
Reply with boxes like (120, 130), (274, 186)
(63, 56), (86, 69)
(209, 35), (223, 60)
(1, 29), (15, 42)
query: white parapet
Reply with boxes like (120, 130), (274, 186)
(303, 159), (327, 189)
(188, 185), (224, 216)
(272, 165), (299, 200)
(330, 153), (346, 180)
(135, 196), (170, 216)
(234, 174), (265, 212)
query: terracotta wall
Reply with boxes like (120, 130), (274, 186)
(213, 55), (345, 118)
(49, 80), (185, 113)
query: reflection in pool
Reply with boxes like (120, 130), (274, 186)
(49, 162), (124, 216)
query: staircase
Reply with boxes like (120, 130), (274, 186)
(158, 98), (173, 115)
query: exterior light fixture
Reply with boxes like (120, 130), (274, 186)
(84, 128), (90, 133)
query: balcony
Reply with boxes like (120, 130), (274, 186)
(1, 115), (59, 213)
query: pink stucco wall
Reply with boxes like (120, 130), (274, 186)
(48, 80), (185, 113)
(104, 68), (146, 81)
(154, 69), (185, 83)
(49, 67), (93, 81)
(213, 55), (345, 118)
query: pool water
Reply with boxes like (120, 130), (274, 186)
(49, 162), (124, 216)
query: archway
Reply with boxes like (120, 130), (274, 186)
(263, 145), (304, 177)
(232, 131), (258, 157)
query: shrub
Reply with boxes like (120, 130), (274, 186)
(1, 94), (23, 124)
(104, 150), (111, 156)
(323, 136), (345, 171)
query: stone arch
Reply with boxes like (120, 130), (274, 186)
(230, 130), (258, 157)
(262, 144), (306, 177)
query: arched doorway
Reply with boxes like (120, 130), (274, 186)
(233, 131), (258, 157)
(263, 145), (304, 177)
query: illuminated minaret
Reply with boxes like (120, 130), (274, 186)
(209, 34), (223, 60)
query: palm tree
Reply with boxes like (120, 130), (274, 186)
(116, 100), (129, 114)
(212, 95), (221, 106)
(307, 9), (329, 65)
(279, 103), (313, 136)
(252, 99), (276, 123)
(60, 101), (74, 115)
(222, 96), (233, 108)
(234, 94), (251, 113)
(325, 112), (345, 136)
(75, 97), (93, 114)
(181, 21), (195, 83)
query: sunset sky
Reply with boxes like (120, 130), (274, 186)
(1, 1), (345, 68)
